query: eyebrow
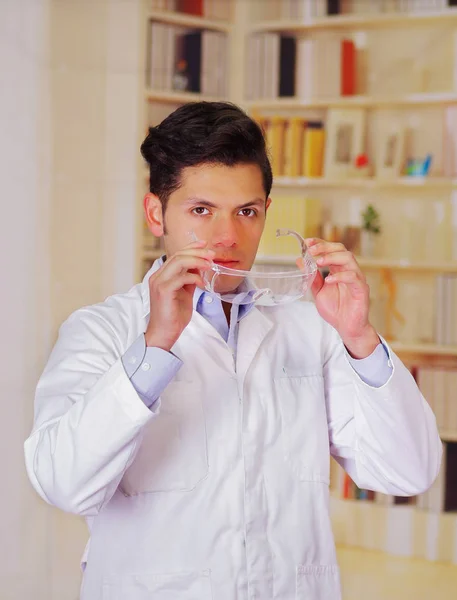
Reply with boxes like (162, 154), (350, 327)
(184, 197), (266, 210)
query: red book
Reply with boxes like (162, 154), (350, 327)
(178, 0), (203, 16)
(341, 39), (356, 96)
(342, 473), (352, 499)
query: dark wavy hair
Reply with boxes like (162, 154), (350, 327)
(140, 102), (273, 211)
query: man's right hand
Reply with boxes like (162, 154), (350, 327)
(144, 240), (215, 351)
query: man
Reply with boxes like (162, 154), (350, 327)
(25, 102), (441, 600)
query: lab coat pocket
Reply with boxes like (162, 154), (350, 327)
(296, 565), (341, 600)
(275, 373), (329, 483)
(120, 381), (208, 495)
(102, 569), (213, 600)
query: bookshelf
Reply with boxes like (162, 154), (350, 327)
(250, 9), (457, 33)
(273, 175), (457, 190)
(255, 254), (457, 273)
(137, 0), (245, 279)
(145, 88), (224, 103)
(247, 92), (457, 109)
(146, 9), (233, 32)
(138, 0), (457, 564)
(244, 0), (457, 565)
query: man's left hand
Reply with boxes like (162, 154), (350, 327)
(304, 238), (380, 359)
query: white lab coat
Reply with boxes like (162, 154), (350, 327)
(24, 265), (442, 600)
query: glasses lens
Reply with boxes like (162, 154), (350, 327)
(205, 266), (316, 306)
(197, 228), (317, 306)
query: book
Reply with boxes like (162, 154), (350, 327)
(283, 117), (306, 177)
(264, 33), (280, 98)
(264, 116), (287, 176)
(327, 0), (340, 14)
(279, 36), (296, 97)
(149, 22), (165, 89)
(201, 30), (219, 96)
(177, 0), (203, 15)
(303, 121), (325, 177)
(182, 31), (202, 92)
(341, 38), (356, 95)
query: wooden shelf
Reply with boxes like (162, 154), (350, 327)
(389, 342), (457, 358)
(145, 89), (223, 104)
(273, 176), (457, 191)
(440, 430), (457, 443)
(147, 10), (232, 32)
(255, 254), (457, 273)
(250, 9), (457, 34)
(248, 92), (457, 110)
(358, 258), (457, 273)
(388, 342), (457, 369)
(330, 496), (457, 563)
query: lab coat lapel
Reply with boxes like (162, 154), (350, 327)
(236, 307), (274, 388)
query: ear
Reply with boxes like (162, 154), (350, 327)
(144, 193), (164, 237)
(266, 197), (272, 213)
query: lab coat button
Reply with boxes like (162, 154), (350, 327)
(204, 295), (213, 304)
(142, 362), (151, 371)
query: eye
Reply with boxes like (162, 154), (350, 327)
(192, 207), (210, 216)
(239, 208), (257, 217)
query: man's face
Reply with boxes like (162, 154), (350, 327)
(145, 162), (271, 292)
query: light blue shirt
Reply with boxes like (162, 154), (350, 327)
(122, 258), (393, 409)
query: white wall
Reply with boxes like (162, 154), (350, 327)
(1, 1), (143, 598)
(1, 1), (54, 597)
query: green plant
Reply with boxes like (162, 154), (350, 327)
(361, 204), (381, 234)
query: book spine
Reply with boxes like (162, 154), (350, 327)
(177, 0), (204, 16)
(303, 122), (325, 177)
(283, 117), (305, 177)
(341, 38), (356, 96)
(326, 0), (340, 15)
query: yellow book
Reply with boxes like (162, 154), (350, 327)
(283, 118), (306, 178)
(265, 116), (286, 177)
(258, 194), (322, 256)
(303, 121), (325, 178)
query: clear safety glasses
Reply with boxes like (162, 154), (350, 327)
(191, 229), (318, 306)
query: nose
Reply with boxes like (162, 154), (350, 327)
(211, 217), (238, 249)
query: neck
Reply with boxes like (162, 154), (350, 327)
(222, 301), (231, 324)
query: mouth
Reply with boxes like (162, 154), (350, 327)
(213, 260), (241, 269)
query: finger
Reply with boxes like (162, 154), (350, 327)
(310, 270), (325, 297)
(325, 270), (368, 291)
(173, 247), (216, 261)
(315, 250), (361, 270)
(165, 272), (206, 292)
(306, 240), (346, 255)
(296, 257), (325, 297)
(182, 239), (208, 250)
(153, 256), (213, 284)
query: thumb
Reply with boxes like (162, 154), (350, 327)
(310, 270), (324, 298)
(296, 257), (324, 298)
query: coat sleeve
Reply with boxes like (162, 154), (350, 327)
(323, 324), (442, 496)
(24, 308), (157, 516)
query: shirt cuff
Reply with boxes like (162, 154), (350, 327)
(346, 341), (393, 388)
(121, 334), (183, 409)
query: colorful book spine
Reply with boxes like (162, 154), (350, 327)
(177, 0), (203, 16)
(303, 121), (325, 177)
(283, 118), (306, 177)
(341, 38), (356, 96)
